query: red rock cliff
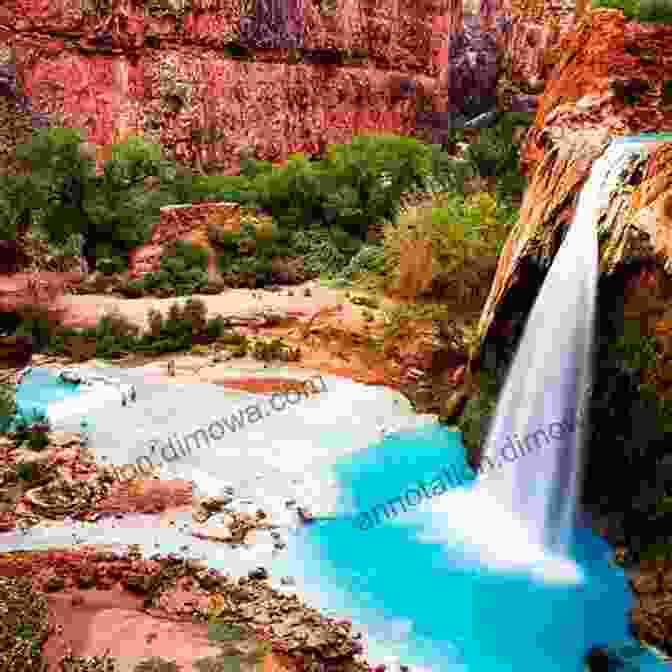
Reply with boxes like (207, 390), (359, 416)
(0, 0), (468, 172)
(478, 9), (672, 351)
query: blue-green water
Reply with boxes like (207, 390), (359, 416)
(15, 368), (83, 420)
(288, 424), (665, 672)
(613, 134), (672, 142)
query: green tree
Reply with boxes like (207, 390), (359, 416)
(251, 135), (433, 240)
(0, 174), (43, 241)
(14, 127), (176, 270)
(322, 134), (433, 239)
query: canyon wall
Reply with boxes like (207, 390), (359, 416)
(0, 0), (583, 174)
(479, 9), (672, 353)
(0, 0), (465, 174)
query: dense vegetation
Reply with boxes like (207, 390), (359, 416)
(3, 128), (176, 271)
(0, 114), (530, 423)
(0, 115), (529, 289)
(330, 112), (530, 297)
(592, 0), (672, 22)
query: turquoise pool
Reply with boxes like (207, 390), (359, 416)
(14, 368), (84, 422)
(285, 423), (666, 672)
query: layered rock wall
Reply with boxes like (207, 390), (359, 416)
(478, 10), (672, 351)
(0, 0), (464, 173)
(500, 0), (581, 108)
(0, 28), (50, 174)
(521, 9), (672, 175)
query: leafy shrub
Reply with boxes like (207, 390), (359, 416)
(430, 147), (475, 194)
(253, 152), (325, 230)
(46, 232), (86, 270)
(457, 368), (501, 460)
(251, 337), (300, 362)
(16, 462), (38, 482)
(206, 315), (228, 339)
(12, 409), (51, 451)
(329, 226), (363, 256)
(384, 192), (516, 294)
(339, 245), (387, 280)
(141, 240), (210, 296)
(0, 174), (42, 242)
(464, 113), (532, 203)
(591, 0), (639, 17)
(239, 158), (274, 181)
(218, 332), (249, 348)
(14, 128), (173, 266)
(290, 227), (349, 276)
(612, 319), (658, 372)
(121, 278), (145, 298)
(26, 426), (51, 451)
(188, 174), (257, 205)
(321, 135), (433, 238)
(214, 217), (332, 285)
(14, 304), (62, 352)
(251, 135), (433, 239)
(593, 0), (672, 22)
(96, 256), (126, 275)
(166, 240), (209, 271)
(94, 310), (141, 358)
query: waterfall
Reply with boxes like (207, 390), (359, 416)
(476, 140), (648, 554)
(414, 140), (649, 584)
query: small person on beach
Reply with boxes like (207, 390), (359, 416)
(80, 419), (90, 447)
(167, 359), (176, 377)
(297, 507), (315, 525)
(16, 366), (32, 386)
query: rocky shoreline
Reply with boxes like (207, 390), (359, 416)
(0, 421), (374, 672)
(0, 546), (370, 672)
(1, 392), (671, 670)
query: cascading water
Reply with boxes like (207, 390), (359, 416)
(412, 140), (651, 584)
(473, 140), (650, 567)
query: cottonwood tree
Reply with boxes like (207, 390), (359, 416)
(12, 127), (177, 271)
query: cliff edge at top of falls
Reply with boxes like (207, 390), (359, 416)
(473, 8), (672, 351)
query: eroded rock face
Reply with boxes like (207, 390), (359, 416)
(445, 15), (499, 119)
(0, 44), (49, 174)
(522, 9), (672, 172)
(127, 202), (241, 279)
(479, 9), (672, 353)
(0, 0), (463, 172)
